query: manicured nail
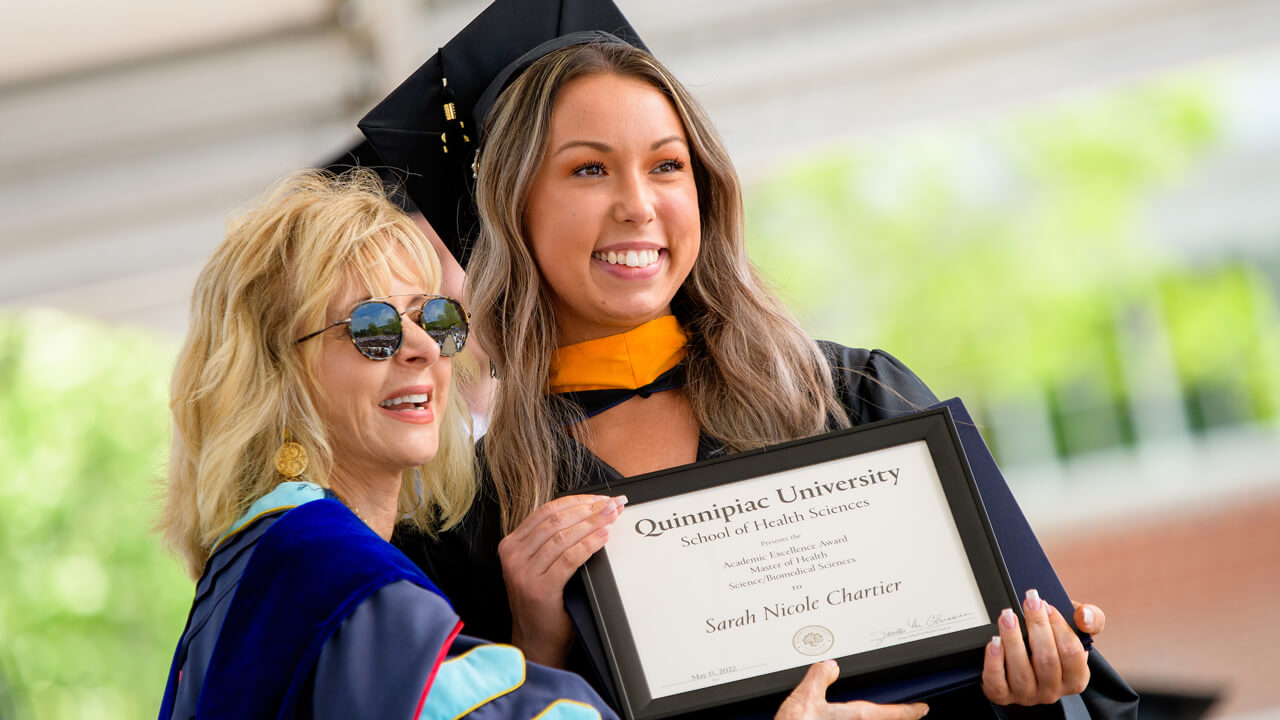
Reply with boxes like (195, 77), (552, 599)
(823, 659), (838, 668)
(1081, 606), (1094, 627)
(601, 500), (617, 516)
(1046, 603), (1056, 616)
(1025, 589), (1042, 611)
(596, 525), (610, 537)
(616, 495), (629, 506)
(1000, 608), (1016, 629)
(990, 636), (1002, 655)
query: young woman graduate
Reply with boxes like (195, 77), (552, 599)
(360, 1), (1139, 717)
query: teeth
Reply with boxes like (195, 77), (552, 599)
(380, 392), (429, 408)
(594, 249), (661, 268)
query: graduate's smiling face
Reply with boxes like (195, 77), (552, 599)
(524, 72), (700, 345)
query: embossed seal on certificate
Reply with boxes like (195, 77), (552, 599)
(793, 625), (834, 656)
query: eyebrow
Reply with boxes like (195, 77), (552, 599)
(650, 135), (687, 151)
(354, 292), (430, 306)
(551, 135), (688, 156)
(554, 139), (611, 155)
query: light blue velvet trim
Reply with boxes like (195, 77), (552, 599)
(419, 644), (526, 720)
(532, 700), (603, 720)
(214, 481), (328, 548)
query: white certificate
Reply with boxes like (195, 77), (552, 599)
(606, 439), (987, 697)
(577, 408), (1016, 719)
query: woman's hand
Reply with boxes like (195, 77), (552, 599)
(981, 590), (1091, 706)
(498, 493), (627, 667)
(775, 661), (929, 720)
(1073, 600), (1106, 635)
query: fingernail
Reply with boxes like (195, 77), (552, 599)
(1025, 589), (1041, 611)
(616, 495), (629, 506)
(600, 500), (617, 516)
(1081, 606), (1094, 627)
(990, 635), (1002, 655)
(823, 659), (837, 668)
(596, 525), (610, 537)
(1000, 608), (1016, 629)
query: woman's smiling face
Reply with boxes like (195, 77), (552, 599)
(312, 266), (451, 486)
(524, 72), (700, 344)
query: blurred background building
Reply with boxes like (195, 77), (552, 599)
(1, 0), (1277, 718)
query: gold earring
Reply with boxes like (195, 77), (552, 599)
(274, 428), (308, 479)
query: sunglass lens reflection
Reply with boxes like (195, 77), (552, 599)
(349, 302), (402, 359)
(420, 298), (468, 357)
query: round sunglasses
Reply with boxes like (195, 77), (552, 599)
(296, 295), (469, 360)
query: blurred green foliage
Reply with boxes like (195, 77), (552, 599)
(746, 73), (1279, 457)
(1161, 262), (1280, 429)
(0, 310), (189, 719)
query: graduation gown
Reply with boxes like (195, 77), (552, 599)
(160, 483), (616, 720)
(393, 344), (1139, 719)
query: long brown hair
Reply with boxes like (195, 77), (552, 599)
(470, 42), (848, 532)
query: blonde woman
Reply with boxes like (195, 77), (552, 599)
(365, 1), (1135, 717)
(156, 169), (627, 719)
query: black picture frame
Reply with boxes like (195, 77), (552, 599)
(572, 406), (1022, 720)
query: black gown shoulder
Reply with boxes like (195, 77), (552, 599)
(817, 343), (939, 425)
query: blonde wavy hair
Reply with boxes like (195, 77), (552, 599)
(470, 42), (849, 533)
(161, 169), (477, 579)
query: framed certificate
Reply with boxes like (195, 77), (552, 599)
(574, 407), (1021, 720)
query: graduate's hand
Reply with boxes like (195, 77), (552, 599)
(499, 493), (627, 668)
(981, 589), (1090, 706)
(1073, 601), (1106, 635)
(775, 661), (929, 720)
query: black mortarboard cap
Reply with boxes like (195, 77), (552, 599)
(321, 138), (418, 214)
(357, 0), (647, 269)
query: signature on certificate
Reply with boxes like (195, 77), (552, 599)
(867, 611), (976, 647)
